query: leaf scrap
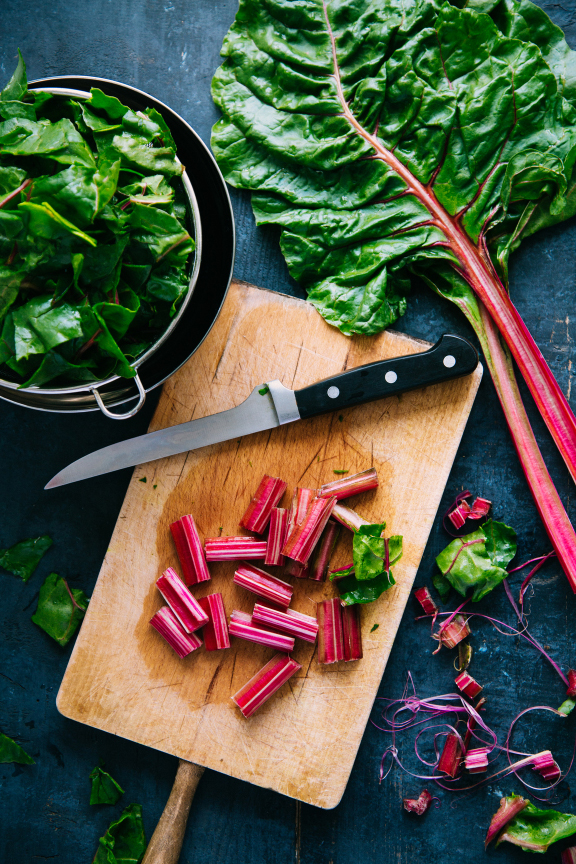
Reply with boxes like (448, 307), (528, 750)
(31, 572), (88, 646)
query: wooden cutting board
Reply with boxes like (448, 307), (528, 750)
(57, 279), (482, 809)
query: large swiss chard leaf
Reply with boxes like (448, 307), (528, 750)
(436, 518), (517, 600)
(211, 0), (576, 333)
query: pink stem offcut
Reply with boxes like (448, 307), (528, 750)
(308, 519), (341, 581)
(228, 614), (295, 652)
(239, 474), (287, 534)
(282, 495), (337, 563)
(437, 733), (463, 779)
(234, 563), (293, 607)
(156, 567), (209, 632)
(332, 503), (370, 532)
(342, 604), (363, 661)
(317, 467), (378, 501)
(198, 593), (230, 651)
(232, 653), (301, 717)
(464, 747), (489, 773)
(285, 487), (316, 547)
(205, 537), (267, 560)
(252, 603), (319, 643)
(149, 606), (202, 658)
(414, 587), (439, 616)
(317, 598), (345, 664)
(403, 789), (433, 815)
(455, 671), (483, 699)
(265, 507), (288, 566)
(170, 514), (211, 585)
(485, 796), (529, 848)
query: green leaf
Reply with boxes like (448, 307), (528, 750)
(92, 803), (147, 864)
(432, 570), (452, 602)
(1, 49), (27, 102)
(332, 526), (403, 605)
(337, 567), (396, 606)
(353, 523), (387, 581)
(127, 203), (193, 264)
(498, 799), (576, 853)
(31, 572), (88, 647)
(19, 201), (97, 246)
(89, 764), (125, 805)
(0, 732), (34, 764)
(436, 519), (517, 601)
(0, 535), (52, 581)
(12, 296), (85, 361)
(211, 0), (576, 334)
(30, 161), (121, 226)
(20, 350), (98, 387)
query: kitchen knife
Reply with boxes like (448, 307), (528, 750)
(45, 333), (478, 489)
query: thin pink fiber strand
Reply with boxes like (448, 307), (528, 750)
(518, 551), (556, 605)
(505, 705), (576, 798)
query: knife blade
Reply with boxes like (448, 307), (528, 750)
(45, 333), (478, 489)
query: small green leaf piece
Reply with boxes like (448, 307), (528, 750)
(333, 469), (348, 475)
(0, 534), (52, 581)
(498, 800), (576, 853)
(31, 572), (88, 647)
(138, 477), (147, 483)
(89, 764), (125, 805)
(0, 732), (34, 764)
(370, 623), (379, 633)
(258, 384), (269, 395)
(93, 802), (147, 864)
(436, 519), (517, 601)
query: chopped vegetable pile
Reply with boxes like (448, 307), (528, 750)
(0, 52), (194, 388)
(149, 467), (393, 715)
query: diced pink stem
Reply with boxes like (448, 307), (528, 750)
(414, 587), (438, 616)
(205, 537), (267, 560)
(252, 603), (318, 643)
(332, 503), (370, 532)
(170, 514), (210, 585)
(562, 848), (576, 864)
(149, 606), (202, 658)
(317, 467), (378, 501)
(285, 559), (309, 578)
(317, 598), (345, 664)
(285, 487), (316, 547)
(156, 567), (209, 632)
(342, 604), (363, 661)
(198, 593), (230, 651)
(437, 733), (462, 778)
(282, 495), (337, 564)
(308, 519), (341, 581)
(531, 750), (561, 781)
(485, 796), (529, 848)
(239, 474), (287, 533)
(403, 790), (432, 815)
(470, 497), (491, 518)
(464, 747), (489, 773)
(437, 615), (471, 649)
(448, 499), (471, 529)
(228, 613), (295, 651)
(265, 507), (288, 566)
(567, 669), (576, 698)
(232, 653), (301, 717)
(234, 563), (293, 607)
(454, 671), (483, 698)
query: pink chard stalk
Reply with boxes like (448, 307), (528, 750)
(156, 567), (209, 633)
(317, 598), (363, 663)
(454, 671), (483, 699)
(240, 474), (287, 534)
(170, 514), (211, 586)
(317, 468), (378, 501)
(205, 537), (267, 560)
(282, 495), (337, 564)
(307, 518), (341, 582)
(232, 653), (301, 718)
(149, 606), (202, 659)
(252, 603), (319, 644)
(198, 593), (230, 651)
(464, 747), (489, 774)
(228, 610), (295, 652)
(264, 507), (288, 566)
(437, 733), (463, 779)
(234, 563), (293, 607)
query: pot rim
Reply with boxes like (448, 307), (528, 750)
(0, 84), (203, 397)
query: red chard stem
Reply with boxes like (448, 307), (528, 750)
(332, 503), (370, 532)
(282, 496), (337, 564)
(170, 514), (211, 585)
(149, 606), (202, 658)
(437, 733), (463, 778)
(233, 563), (293, 607)
(155, 567), (209, 633)
(308, 519), (341, 581)
(252, 603), (318, 643)
(198, 593), (230, 651)
(414, 587), (439, 616)
(264, 507), (288, 566)
(454, 671), (483, 699)
(317, 598), (345, 664)
(485, 796), (529, 848)
(403, 790), (433, 815)
(232, 653), (301, 717)
(205, 537), (267, 560)
(342, 604), (363, 661)
(240, 474), (287, 534)
(317, 467), (378, 501)
(228, 613), (295, 652)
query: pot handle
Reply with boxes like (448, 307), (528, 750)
(91, 373), (146, 419)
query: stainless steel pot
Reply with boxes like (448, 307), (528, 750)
(0, 78), (234, 418)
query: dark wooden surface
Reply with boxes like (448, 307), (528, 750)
(1, 2), (576, 861)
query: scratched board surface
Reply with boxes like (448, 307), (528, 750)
(56, 280), (481, 808)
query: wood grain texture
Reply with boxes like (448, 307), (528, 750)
(56, 280), (481, 808)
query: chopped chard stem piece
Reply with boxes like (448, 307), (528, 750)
(285, 487), (316, 548)
(205, 537), (267, 560)
(317, 598), (345, 664)
(485, 796), (529, 848)
(435, 615), (471, 650)
(265, 507), (288, 566)
(149, 606), (202, 658)
(170, 514), (211, 585)
(562, 848), (576, 864)
(252, 603), (318, 643)
(437, 733), (463, 778)
(232, 653), (301, 717)
(454, 671), (483, 699)
(198, 594), (230, 651)
(239, 475), (287, 534)
(332, 503), (370, 532)
(285, 559), (309, 579)
(156, 568), (209, 633)
(282, 496), (337, 564)
(317, 468), (379, 501)
(403, 790), (433, 815)
(234, 563), (293, 607)
(308, 519), (341, 582)
(342, 604), (363, 661)
(448, 499), (471, 529)
(531, 750), (561, 781)
(567, 670), (576, 698)
(228, 613), (295, 651)
(464, 747), (489, 773)
(414, 587), (438, 616)
(469, 497), (491, 519)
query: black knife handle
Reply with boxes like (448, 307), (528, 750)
(294, 334), (478, 420)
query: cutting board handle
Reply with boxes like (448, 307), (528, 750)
(141, 759), (205, 864)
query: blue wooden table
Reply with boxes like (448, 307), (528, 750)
(1, 2), (576, 861)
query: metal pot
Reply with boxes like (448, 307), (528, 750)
(0, 77), (235, 418)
